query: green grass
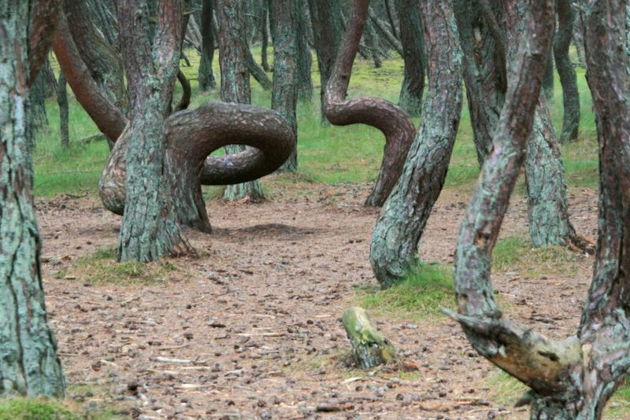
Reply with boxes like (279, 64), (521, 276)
(55, 247), (178, 286)
(0, 398), (78, 420)
(34, 49), (599, 199)
(355, 263), (454, 321)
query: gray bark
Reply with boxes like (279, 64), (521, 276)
(396, 0), (426, 117)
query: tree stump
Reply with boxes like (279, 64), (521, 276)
(341, 307), (396, 369)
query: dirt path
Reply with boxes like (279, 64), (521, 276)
(38, 182), (598, 419)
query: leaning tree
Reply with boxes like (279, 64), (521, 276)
(0, 0), (65, 397)
(53, 0), (295, 260)
(369, 0), (462, 288)
(448, 0), (630, 417)
(323, 0), (415, 207)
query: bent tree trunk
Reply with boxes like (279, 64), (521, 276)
(270, 0), (299, 172)
(0, 0), (65, 398)
(324, 0), (415, 207)
(115, 0), (192, 262)
(553, 0), (580, 143)
(217, 0), (265, 202)
(450, 1), (630, 417)
(370, 0), (462, 288)
(396, 0), (426, 117)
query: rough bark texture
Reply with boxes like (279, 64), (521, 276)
(57, 72), (70, 149)
(270, 0), (299, 172)
(342, 307), (396, 369)
(29, 69), (49, 133)
(450, 1), (630, 417)
(370, 0), (462, 288)
(0, 0), (65, 398)
(217, 0), (265, 201)
(198, 0), (217, 90)
(115, 0), (191, 262)
(308, 0), (344, 122)
(396, 0), (426, 117)
(554, 0), (580, 143)
(324, 0), (415, 207)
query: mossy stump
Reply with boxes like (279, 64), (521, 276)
(341, 307), (396, 369)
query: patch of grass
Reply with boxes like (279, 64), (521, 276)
(493, 236), (585, 277)
(0, 398), (78, 420)
(355, 263), (454, 321)
(56, 247), (178, 285)
(606, 381), (630, 420)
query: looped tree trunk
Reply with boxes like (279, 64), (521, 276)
(324, 0), (415, 207)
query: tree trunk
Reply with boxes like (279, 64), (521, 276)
(57, 72), (70, 149)
(0, 0), (65, 398)
(198, 0), (217, 90)
(270, 0), (299, 172)
(396, 0), (426, 117)
(542, 49), (555, 100)
(295, 0), (313, 102)
(260, 0), (271, 72)
(308, 0), (344, 123)
(323, 0), (415, 207)
(29, 68), (49, 134)
(116, 0), (191, 262)
(364, 20), (383, 68)
(553, 0), (580, 143)
(449, 1), (630, 417)
(370, 0), (462, 288)
(217, 0), (265, 201)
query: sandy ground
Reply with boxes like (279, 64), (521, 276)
(37, 182), (599, 419)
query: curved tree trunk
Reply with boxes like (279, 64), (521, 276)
(370, 0), (462, 288)
(396, 0), (426, 117)
(324, 0), (415, 207)
(553, 0), (580, 143)
(217, 0), (265, 202)
(0, 0), (65, 398)
(270, 0), (299, 172)
(199, 0), (217, 90)
(450, 1), (630, 417)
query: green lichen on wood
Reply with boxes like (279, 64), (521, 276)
(341, 307), (396, 369)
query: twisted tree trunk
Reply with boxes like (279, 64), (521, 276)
(324, 0), (415, 207)
(370, 0), (462, 288)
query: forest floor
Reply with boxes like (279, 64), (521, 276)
(38, 179), (627, 420)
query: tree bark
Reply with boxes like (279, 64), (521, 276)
(57, 72), (70, 149)
(295, 0), (314, 102)
(217, 0), (265, 202)
(270, 0), (299, 172)
(449, 1), (630, 417)
(260, 0), (271, 72)
(324, 0), (415, 207)
(29, 68), (49, 134)
(115, 0), (192, 262)
(0, 0), (65, 398)
(308, 0), (344, 123)
(396, 0), (426, 117)
(199, 0), (217, 90)
(553, 0), (580, 143)
(370, 0), (462, 288)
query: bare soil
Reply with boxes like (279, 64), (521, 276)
(38, 181), (599, 419)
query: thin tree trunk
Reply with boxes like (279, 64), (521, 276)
(370, 0), (462, 288)
(542, 49), (555, 100)
(323, 0), (415, 207)
(364, 20), (383, 68)
(199, 0), (216, 90)
(218, 0), (265, 201)
(0, 0), (65, 398)
(260, 0), (271, 72)
(554, 0), (580, 143)
(295, 0), (313, 102)
(396, 0), (426, 117)
(29, 68), (49, 134)
(57, 72), (70, 149)
(270, 0), (299, 172)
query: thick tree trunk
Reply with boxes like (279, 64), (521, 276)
(308, 0), (344, 123)
(217, 0), (265, 201)
(295, 0), (313, 102)
(270, 0), (299, 172)
(553, 0), (580, 143)
(370, 0), (462, 288)
(396, 0), (426, 117)
(0, 0), (65, 398)
(324, 0), (415, 207)
(199, 0), (217, 90)
(449, 1), (630, 418)
(116, 0), (191, 262)
(57, 72), (70, 149)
